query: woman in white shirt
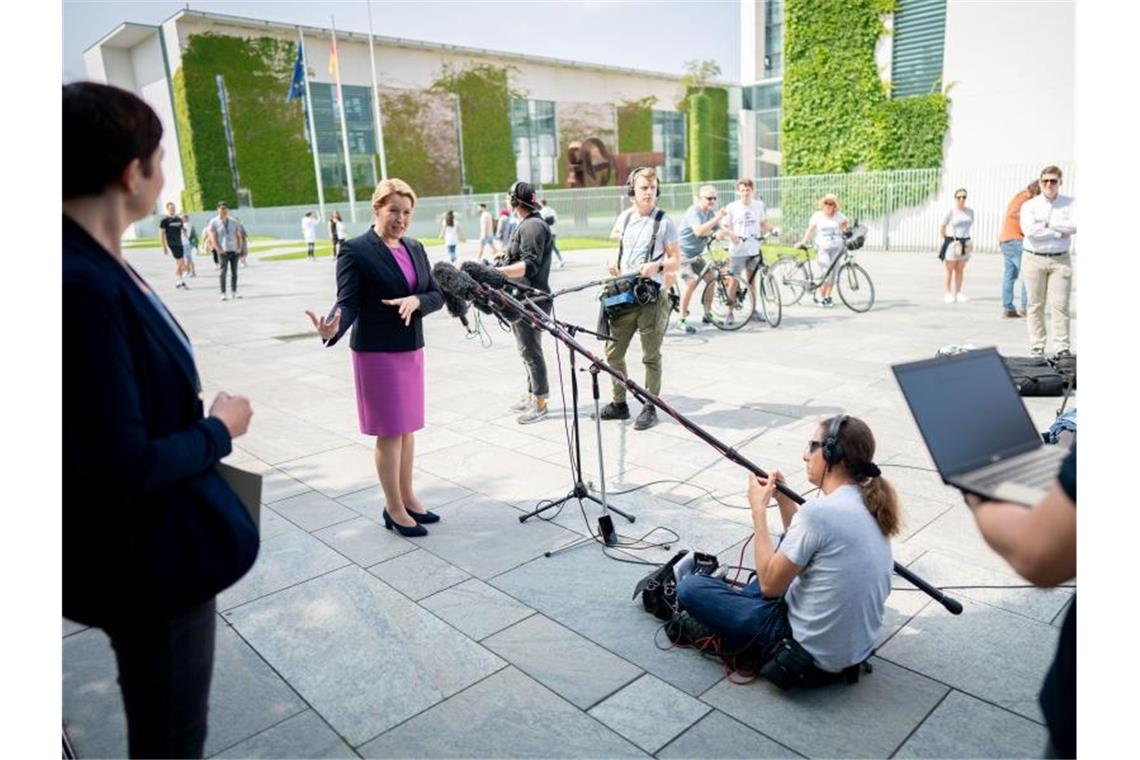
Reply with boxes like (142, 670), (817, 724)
(796, 194), (848, 308)
(301, 211), (319, 261)
(939, 189), (975, 303)
(439, 210), (461, 263)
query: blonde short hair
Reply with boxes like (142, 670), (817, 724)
(372, 178), (417, 210)
(629, 166), (658, 187)
(736, 177), (755, 190)
(819, 194), (840, 210)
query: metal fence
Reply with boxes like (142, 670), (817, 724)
(130, 163), (1075, 254)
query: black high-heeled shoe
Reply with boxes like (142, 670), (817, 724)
(383, 510), (428, 537)
(408, 509), (440, 524)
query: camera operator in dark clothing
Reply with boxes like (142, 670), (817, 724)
(965, 447), (1076, 758)
(498, 181), (553, 425)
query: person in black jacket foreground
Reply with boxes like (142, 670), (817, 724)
(306, 179), (444, 538)
(62, 82), (259, 758)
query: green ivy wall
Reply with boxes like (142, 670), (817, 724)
(616, 97), (654, 153)
(432, 63), (516, 193)
(685, 86), (730, 182)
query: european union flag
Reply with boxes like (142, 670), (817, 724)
(287, 43), (305, 101)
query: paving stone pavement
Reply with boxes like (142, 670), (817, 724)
(63, 243), (1076, 757)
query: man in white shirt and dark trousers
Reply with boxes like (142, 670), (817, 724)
(301, 211), (319, 260)
(721, 178), (776, 324)
(207, 201), (245, 301)
(1019, 165), (1076, 357)
(597, 167), (681, 431)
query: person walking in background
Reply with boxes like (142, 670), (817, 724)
(302, 211), (319, 261)
(207, 201), (244, 301)
(539, 198), (565, 268)
(439, 210), (460, 263)
(495, 208), (514, 261)
(476, 202), (494, 262)
(334, 212), (347, 258)
(998, 180), (1040, 318)
(938, 188), (975, 303)
(305, 178), (444, 538)
(158, 201), (188, 289)
(329, 211), (341, 258)
(181, 213), (198, 278)
(64, 81), (258, 759)
(796, 195), (848, 308)
(1020, 165), (1076, 357)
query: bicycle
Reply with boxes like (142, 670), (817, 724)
(699, 233), (782, 330)
(770, 222), (874, 313)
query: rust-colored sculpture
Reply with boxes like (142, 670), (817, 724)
(566, 137), (664, 188)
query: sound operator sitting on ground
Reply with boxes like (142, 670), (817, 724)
(963, 448), (1076, 758)
(677, 416), (900, 675)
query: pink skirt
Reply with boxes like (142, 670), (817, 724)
(351, 349), (425, 437)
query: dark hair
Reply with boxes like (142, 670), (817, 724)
(63, 82), (163, 200)
(445, 210), (454, 226)
(821, 416), (901, 537)
(1040, 165), (1063, 180)
(1027, 180), (1041, 195)
(478, 203), (487, 210)
(954, 188), (967, 197)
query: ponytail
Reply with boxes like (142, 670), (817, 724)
(859, 474), (901, 537)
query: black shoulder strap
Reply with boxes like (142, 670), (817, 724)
(647, 208), (666, 262)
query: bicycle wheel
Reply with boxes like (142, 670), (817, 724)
(770, 256), (807, 306)
(759, 271), (782, 327)
(702, 275), (754, 331)
(836, 262), (875, 313)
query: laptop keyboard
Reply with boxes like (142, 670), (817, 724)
(974, 453), (1062, 491)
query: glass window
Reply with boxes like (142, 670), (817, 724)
(510, 98), (557, 186)
(652, 110), (686, 184)
(891, 0), (947, 98)
(764, 0), (785, 79)
(308, 82), (378, 194)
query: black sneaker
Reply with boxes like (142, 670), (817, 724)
(1002, 308), (1020, 318)
(633, 405), (658, 431)
(1054, 349), (1073, 358)
(595, 402), (630, 421)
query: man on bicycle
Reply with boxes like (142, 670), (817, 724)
(675, 184), (728, 334)
(722, 177), (777, 325)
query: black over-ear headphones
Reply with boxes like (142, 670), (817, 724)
(626, 166), (661, 198)
(822, 415), (848, 467)
(508, 181), (523, 207)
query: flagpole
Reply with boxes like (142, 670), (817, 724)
(330, 15), (357, 223)
(298, 27), (326, 222)
(366, 0), (388, 181)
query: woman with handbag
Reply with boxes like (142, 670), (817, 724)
(63, 82), (258, 758)
(305, 179), (444, 537)
(939, 189), (975, 303)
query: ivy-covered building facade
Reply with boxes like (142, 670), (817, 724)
(83, 9), (739, 212)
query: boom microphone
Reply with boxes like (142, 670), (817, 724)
(460, 260), (511, 289)
(432, 262), (477, 333)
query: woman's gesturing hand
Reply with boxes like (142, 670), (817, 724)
(382, 295), (421, 326)
(209, 391), (253, 438)
(305, 308), (341, 340)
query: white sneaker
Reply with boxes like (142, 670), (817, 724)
(220, 293), (228, 301)
(955, 292), (969, 303)
(233, 291), (243, 299)
(943, 293), (955, 304)
(509, 395), (533, 412)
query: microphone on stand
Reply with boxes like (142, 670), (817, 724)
(461, 260), (550, 301)
(432, 262), (478, 334)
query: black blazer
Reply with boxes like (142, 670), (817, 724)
(326, 229), (444, 352)
(62, 216), (258, 628)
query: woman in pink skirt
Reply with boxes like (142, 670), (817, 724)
(306, 178), (444, 537)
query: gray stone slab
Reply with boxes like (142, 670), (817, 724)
(357, 666), (647, 758)
(219, 529), (350, 611)
(656, 710), (800, 759)
(895, 689), (1050, 758)
(313, 516), (417, 567)
(482, 614), (642, 709)
(702, 657), (948, 758)
(257, 504), (302, 541)
(271, 489), (360, 531)
(225, 565), (504, 746)
(63, 617), (307, 759)
(335, 471), (473, 522)
(587, 673), (710, 754)
(276, 443), (379, 498)
(415, 440), (575, 507)
(876, 596), (1058, 722)
(491, 550), (727, 696)
(404, 493), (579, 579)
(420, 578), (535, 640)
(367, 548), (471, 601)
(214, 709), (357, 758)
(261, 468), (313, 505)
(235, 404), (360, 466)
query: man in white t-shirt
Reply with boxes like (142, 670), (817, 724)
(721, 178), (777, 323)
(301, 211), (319, 261)
(477, 203), (494, 262)
(597, 166), (680, 431)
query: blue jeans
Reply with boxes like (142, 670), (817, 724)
(447, 244), (457, 262)
(551, 235), (564, 264)
(676, 574), (792, 649)
(1001, 240), (1028, 311)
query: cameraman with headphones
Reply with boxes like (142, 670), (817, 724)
(676, 416), (900, 681)
(597, 166), (680, 431)
(498, 181), (554, 425)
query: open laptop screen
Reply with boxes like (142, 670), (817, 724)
(892, 349), (1042, 476)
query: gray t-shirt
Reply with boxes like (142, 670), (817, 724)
(942, 207), (975, 238)
(613, 207), (679, 286)
(679, 205), (716, 257)
(779, 484), (893, 672)
(207, 215), (240, 252)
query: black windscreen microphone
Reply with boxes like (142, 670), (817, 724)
(432, 262), (476, 333)
(461, 260), (510, 290)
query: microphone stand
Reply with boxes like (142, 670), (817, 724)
(475, 283), (963, 615)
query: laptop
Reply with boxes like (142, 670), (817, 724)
(892, 347), (1066, 505)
